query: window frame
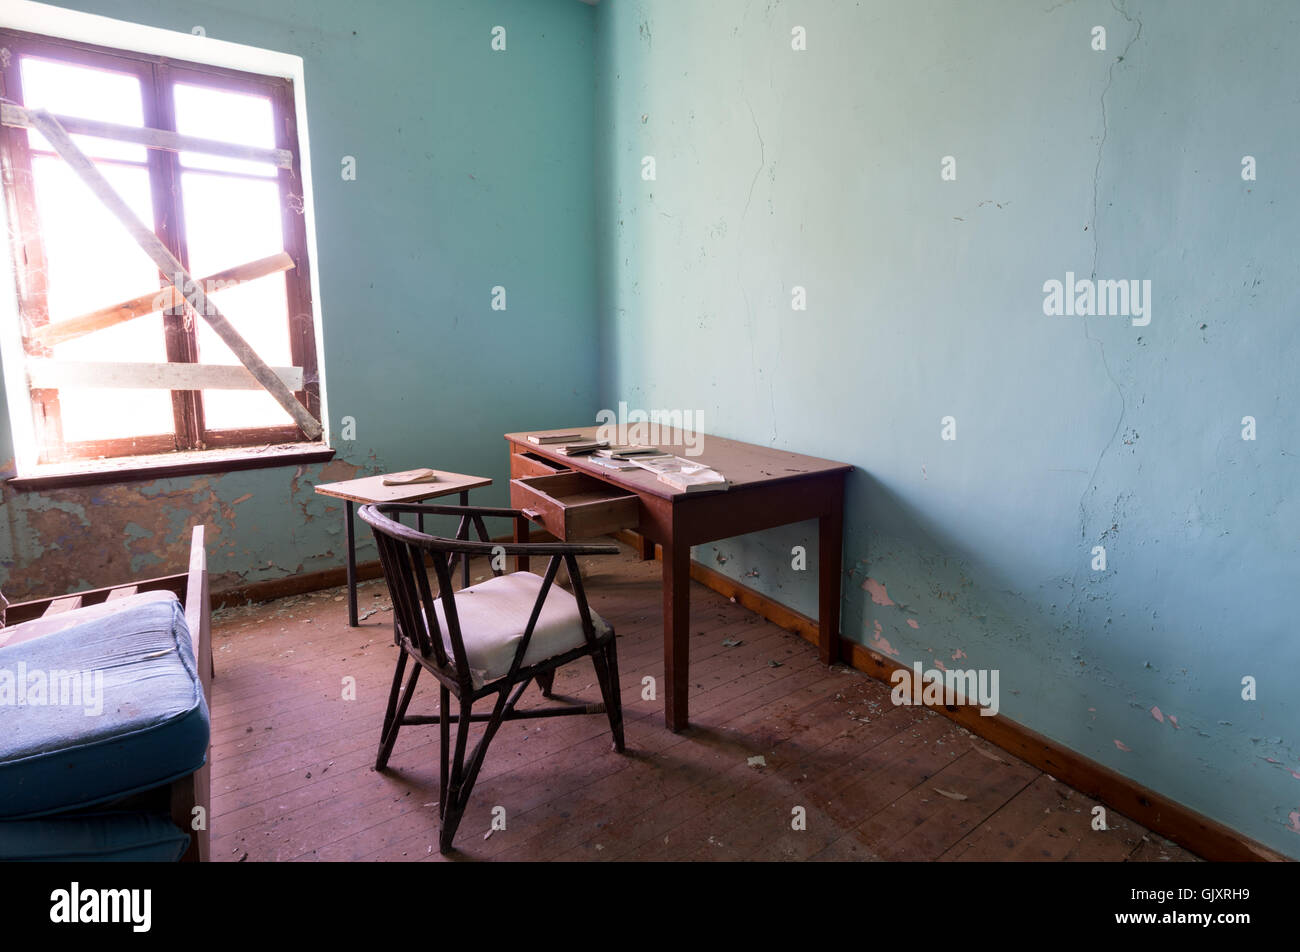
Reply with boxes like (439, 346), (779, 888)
(0, 27), (322, 466)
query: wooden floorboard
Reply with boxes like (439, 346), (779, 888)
(209, 543), (1200, 862)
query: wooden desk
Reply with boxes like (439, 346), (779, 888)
(504, 427), (851, 731)
(315, 470), (491, 626)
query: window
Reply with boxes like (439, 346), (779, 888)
(0, 28), (322, 470)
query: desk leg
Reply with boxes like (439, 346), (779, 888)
(460, 491), (471, 587)
(818, 496), (844, 665)
(514, 515), (529, 574)
(639, 533), (656, 561)
(663, 540), (691, 731)
(345, 500), (358, 627)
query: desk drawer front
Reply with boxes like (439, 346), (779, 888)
(511, 451), (570, 480)
(511, 472), (639, 540)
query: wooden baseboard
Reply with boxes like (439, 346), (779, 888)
(614, 529), (1288, 863)
(212, 561), (384, 609)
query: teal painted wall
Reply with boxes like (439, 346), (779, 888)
(0, 0), (597, 596)
(594, 0), (1300, 857)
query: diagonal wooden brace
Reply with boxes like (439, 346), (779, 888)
(26, 109), (323, 441)
(31, 251), (295, 349)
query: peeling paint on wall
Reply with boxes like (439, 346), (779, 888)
(862, 577), (895, 607)
(868, 618), (899, 657)
(0, 456), (371, 600)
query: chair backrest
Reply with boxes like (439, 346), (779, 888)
(359, 502), (612, 694)
(357, 503), (477, 690)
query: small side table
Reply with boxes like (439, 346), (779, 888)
(314, 470), (492, 626)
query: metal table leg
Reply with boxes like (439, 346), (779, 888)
(460, 490), (470, 588)
(345, 500), (358, 627)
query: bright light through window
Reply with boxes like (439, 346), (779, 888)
(0, 31), (321, 465)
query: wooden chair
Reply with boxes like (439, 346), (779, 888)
(357, 502), (625, 852)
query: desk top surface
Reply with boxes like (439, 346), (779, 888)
(505, 426), (851, 500)
(314, 470), (492, 504)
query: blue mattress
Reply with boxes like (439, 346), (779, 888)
(0, 811), (190, 861)
(0, 593), (209, 819)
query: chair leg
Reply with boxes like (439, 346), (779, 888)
(376, 657), (420, 771)
(591, 638), (625, 753)
(438, 685), (450, 819)
(440, 696), (475, 852)
(375, 651), (408, 769)
(440, 691), (511, 853)
(605, 639), (625, 752)
(535, 669), (555, 697)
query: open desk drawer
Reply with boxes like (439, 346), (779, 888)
(511, 471), (639, 541)
(510, 451), (570, 480)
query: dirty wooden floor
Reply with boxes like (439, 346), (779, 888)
(208, 543), (1200, 862)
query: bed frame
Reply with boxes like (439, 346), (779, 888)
(3, 525), (212, 861)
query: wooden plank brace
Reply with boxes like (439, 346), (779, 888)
(2, 103), (293, 169)
(31, 251), (296, 349)
(26, 360), (304, 391)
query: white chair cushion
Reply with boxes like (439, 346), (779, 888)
(431, 572), (610, 688)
